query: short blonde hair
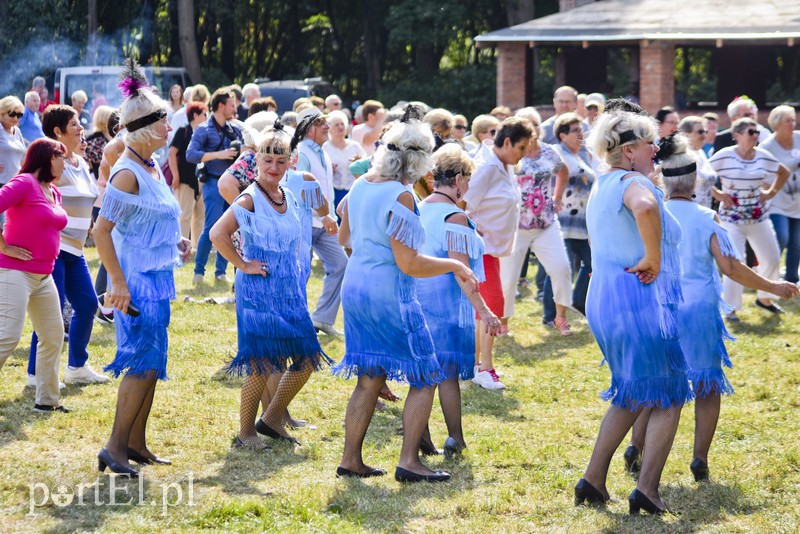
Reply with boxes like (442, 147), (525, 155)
(423, 108), (454, 136)
(373, 120), (434, 184)
(432, 143), (474, 187)
(293, 97), (312, 112)
(768, 105), (796, 131)
(589, 111), (658, 167)
(92, 105), (115, 137)
(71, 90), (88, 106)
(0, 95), (24, 116)
(190, 84), (210, 105)
(471, 114), (499, 136)
(257, 126), (293, 157)
(659, 134), (698, 197)
(119, 89), (168, 146)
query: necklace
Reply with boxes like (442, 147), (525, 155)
(127, 146), (155, 168)
(256, 180), (285, 206)
(432, 190), (458, 205)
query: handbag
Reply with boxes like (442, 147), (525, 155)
(160, 159), (173, 186)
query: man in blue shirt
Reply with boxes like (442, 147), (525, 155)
(186, 88), (243, 283)
(19, 92), (44, 144)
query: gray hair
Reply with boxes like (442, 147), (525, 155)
(588, 111), (658, 167)
(678, 115), (702, 134)
(768, 105), (796, 131)
(24, 91), (39, 106)
(659, 134), (698, 197)
(727, 97), (756, 119)
(373, 120), (434, 184)
(32, 76), (45, 89)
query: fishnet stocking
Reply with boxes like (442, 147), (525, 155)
(693, 390), (721, 462)
(398, 386), (438, 474)
(259, 360), (313, 438)
(339, 374), (385, 473)
(105, 373), (158, 467)
(128, 379), (157, 457)
(438, 378), (465, 446)
(240, 372), (269, 447)
(638, 405), (682, 509)
(630, 407), (651, 450)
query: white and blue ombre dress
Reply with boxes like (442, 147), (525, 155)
(281, 170), (324, 289)
(227, 184), (329, 375)
(417, 202), (485, 381)
(333, 178), (442, 388)
(585, 170), (693, 409)
(666, 199), (740, 397)
(100, 159), (181, 380)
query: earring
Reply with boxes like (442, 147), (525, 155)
(630, 155), (635, 171)
(456, 190), (462, 199)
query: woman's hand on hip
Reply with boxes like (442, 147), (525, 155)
(241, 259), (268, 277)
(0, 244), (32, 261)
(626, 256), (660, 284)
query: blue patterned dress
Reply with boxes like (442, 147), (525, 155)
(99, 159), (181, 380)
(228, 184), (329, 375)
(585, 170), (693, 409)
(666, 199), (740, 397)
(417, 202), (485, 380)
(333, 178), (441, 387)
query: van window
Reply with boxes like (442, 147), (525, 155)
(65, 74), (123, 112)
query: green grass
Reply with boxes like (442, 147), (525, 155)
(2, 248), (800, 532)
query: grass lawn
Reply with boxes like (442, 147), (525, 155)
(2, 248), (799, 533)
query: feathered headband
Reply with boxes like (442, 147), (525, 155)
(655, 132), (697, 176)
(118, 58), (167, 132)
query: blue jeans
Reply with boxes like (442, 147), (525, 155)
(29, 250), (97, 373)
(194, 177), (229, 277)
(770, 213), (800, 283)
(543, 238), (592, 322)
(333, 188), (348, 225)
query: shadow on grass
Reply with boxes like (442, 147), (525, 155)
(461, 383), (521, 419)
(326, 462), (474, 531)
(598, 481), (759, 533)
(725, 313), (783, 335)
(497, 331), (594, 367)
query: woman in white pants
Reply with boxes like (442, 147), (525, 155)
(708, 117), (790, 320)
(500, 108), (574, 336)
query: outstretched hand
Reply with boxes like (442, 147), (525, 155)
(454, 263), (479, 294)
(626, 256), (660, 285)
(773, 281), (800, 301)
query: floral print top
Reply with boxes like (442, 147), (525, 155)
(517, 143), (565, 230)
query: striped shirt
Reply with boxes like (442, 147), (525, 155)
(708, 146), (779, 224)
(55, 156), (98, 256)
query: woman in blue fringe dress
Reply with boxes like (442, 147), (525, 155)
(94, 61), (192, 476)
(658, 134), (798, 481)
(573, 108), (694, 515)
(417, 144), (501, 457)
(211, 128), (330, 449)
(333, 113), (479, 482)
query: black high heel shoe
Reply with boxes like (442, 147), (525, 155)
(574, 478), (609, 506)
(127, 447), (172, 465)
(690, 458), (709, 482)
(628, 488), (667, 515)
(623, 445), (641, 477)
(98, 448), (139, 477)
(443, 437), (465, 459)
(256, 419), (300, 445)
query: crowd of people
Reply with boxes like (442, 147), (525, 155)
(1, 64), (799, 512)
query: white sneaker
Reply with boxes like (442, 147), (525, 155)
(312, 320), (343, 336)
(472, 368), (506, 390)
(26, 374), (66, 389)
(192, 274), (204, 284)
(64, 364), (110, 384)
(215, 274), (229, 283)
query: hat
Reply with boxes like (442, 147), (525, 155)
(584, 93), (606, 112)
(296, 106), (325, 129)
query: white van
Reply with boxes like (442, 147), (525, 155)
(53, 66), (192, 110)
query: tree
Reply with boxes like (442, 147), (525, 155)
(177, 0), (201, 82)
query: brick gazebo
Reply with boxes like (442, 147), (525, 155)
(475, 0), (800, 113)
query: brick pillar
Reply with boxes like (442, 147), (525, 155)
(496, 42), (527, 110)
(639, 40), (675, 112)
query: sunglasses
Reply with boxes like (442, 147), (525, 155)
(738, 128), (759, 136)
(569, 128), (582, 134)
(454, 125), (467, 130)
(7, 111), (23, 119)
(488, 129), (497, 136)
(696, 129), (707, 135)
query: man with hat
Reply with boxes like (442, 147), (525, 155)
(294, 107), (348, 336)
(583, 93), (606, 128)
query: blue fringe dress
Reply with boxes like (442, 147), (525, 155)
(99, 159), (181, 380)
(585, 170), (694, 409)
(228, 183), (330, 375)
(332, 179), (442, 388)
(666, 199), (740, 397)
(281, 170), (325, 290)
(417, 202), (485, 381)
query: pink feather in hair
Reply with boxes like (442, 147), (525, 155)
(117, 58), (149, 98)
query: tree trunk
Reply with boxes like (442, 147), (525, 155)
(506, 0), (534, 26)
(363, 0), (381, 94)
(87, 0), (98, 64)
(177, 0), (202, 83)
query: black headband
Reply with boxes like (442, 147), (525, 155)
(433, 169), (459, 181)
(386, 143), (424, 152)
(617, 130), (638, 144)
(125, 108), (167, 132)
(662, 162), (697, 177)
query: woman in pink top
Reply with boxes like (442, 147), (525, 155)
(0, 138), (70, 412)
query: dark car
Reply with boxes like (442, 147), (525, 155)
(255, 78), (335, 114)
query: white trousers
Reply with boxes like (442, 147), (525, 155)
(0, 268), (63, 405)
(721, 219), (780, 310)
(500, 224), (572, 318)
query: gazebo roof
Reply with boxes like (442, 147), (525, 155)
(475, 0), (800, 45)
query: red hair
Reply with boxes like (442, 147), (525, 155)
(20, 138), (67, 183)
